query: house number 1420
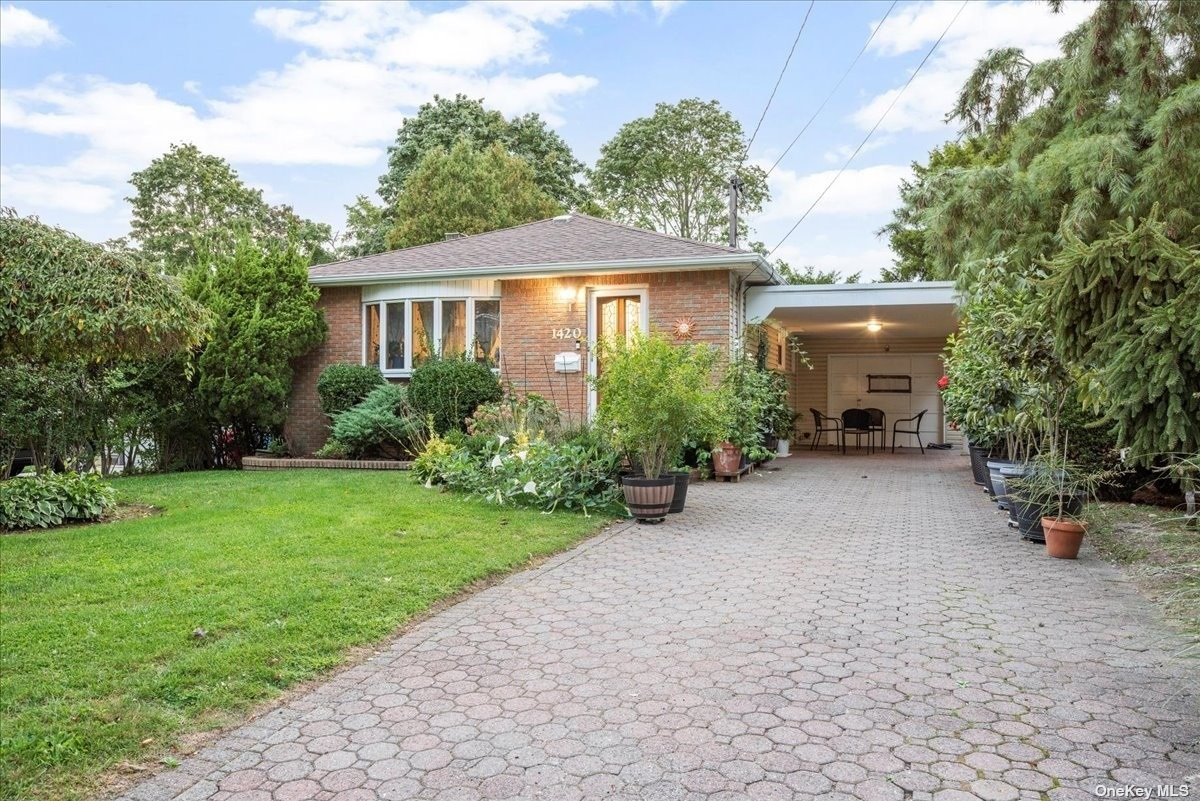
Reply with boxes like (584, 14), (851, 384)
(552, 327), (582, 339)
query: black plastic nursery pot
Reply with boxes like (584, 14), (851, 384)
(621, 475), (676, 522)
(968, 444), (991, 486)
(668, 471), (690, 514)
(1010, 496), (1046, 542)
(985, 458), (1016, 499)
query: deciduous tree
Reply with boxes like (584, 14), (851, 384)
(590, 99), (768, 245)
(128, 143), (334, 272)
(378, 94), (586, 209)
(386, 141), (562, 250)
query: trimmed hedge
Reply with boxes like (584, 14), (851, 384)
(316, 363), (385, 418)
(1, 472), (116, 530)
(408, 358), (503, 434)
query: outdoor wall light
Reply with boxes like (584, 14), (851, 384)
(557, 286), (576, 302)
(866, 321), (883, 333)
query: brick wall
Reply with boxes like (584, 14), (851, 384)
(285, 286), (361, 455)
(499, 270), (733, 425)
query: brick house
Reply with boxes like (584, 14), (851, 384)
(285, 213), (958, 455)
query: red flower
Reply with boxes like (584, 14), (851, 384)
(937, 375), (950, 391)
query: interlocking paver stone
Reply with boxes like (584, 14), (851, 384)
(117, 452), (1200, 800)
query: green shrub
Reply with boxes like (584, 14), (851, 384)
(317, 363), (386, 417)
(467, 394), (563, 441)
(592, 332), (718, 478)
(331, 384), (421, 458)
(408, 357), (503, 434)
(1, 472), (117, 530)
(313, 439), (349, 459)
(412, 432), (459, 485)
(422, 429), (621, 515)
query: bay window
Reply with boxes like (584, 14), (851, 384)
(364, 298), (500, 375)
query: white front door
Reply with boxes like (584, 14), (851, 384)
(826, 354), (943, 448)
(586, 287), (649, 417)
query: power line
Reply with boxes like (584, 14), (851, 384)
(746, 0), (816, 153)
(766, 0), (898, 178)
(769, 0), (967, 256)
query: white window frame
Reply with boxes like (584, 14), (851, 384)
(363, 297), (500, 377)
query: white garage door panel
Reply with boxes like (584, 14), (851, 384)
(826, 354), (943, 446)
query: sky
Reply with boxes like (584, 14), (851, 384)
(0, 0), (1093, 280)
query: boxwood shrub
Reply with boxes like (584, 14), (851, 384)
(316, 363), (385, 418)
(408, 357), (503, 434)
(0, 472), (117, 530)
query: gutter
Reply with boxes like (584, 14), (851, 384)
(309, 253), (774, 286)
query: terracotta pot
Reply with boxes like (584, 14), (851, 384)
(712, 443), (743, 476)
(1042, 517), (1086, 559)
(621, 476), (675, 522)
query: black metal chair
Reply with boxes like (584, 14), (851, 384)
(891, 409), (929, 454)
(809, 408), (842, 451)
(863, 407), (886, 452)
(841, 408), (873, 453)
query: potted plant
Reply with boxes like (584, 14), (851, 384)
(592, 332), (717, 521)
(1008, 446), (1110, 555)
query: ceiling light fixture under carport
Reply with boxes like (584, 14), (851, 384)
(867, 321), (883, 333)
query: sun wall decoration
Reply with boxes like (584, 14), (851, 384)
(672, 316), (697, 340)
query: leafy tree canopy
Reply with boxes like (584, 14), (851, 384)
(0, 208), (208, 363)
(589, 98), (769, 245)
(386, 141), (562, 250)
(749, 242), (860, 284)
(340, 195), (392, 260)
(891, 1), (1199, 283)
(898, 0), (1200, 479)
(378, 94), (587, 210)
(188, 239), (326, 444)
(128, 143), (334, 272)
(878, 138), (998, 281)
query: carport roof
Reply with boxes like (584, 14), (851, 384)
(745, 282), (958, 339)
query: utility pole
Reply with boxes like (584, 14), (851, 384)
(728, 174), (743, 248)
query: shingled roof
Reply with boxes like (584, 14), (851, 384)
(310, 213), (764, 283)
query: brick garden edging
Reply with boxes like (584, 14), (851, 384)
(243, 456), (411, 471)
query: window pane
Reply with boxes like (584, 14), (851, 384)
(366, 304), (380, 369)
(441, 300), (466, 357)
(412, 301), (434, 366)
(474, 300), (500, 365)
(385, 302), (405, 370)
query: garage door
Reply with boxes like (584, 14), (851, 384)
(827, 354), (944, 448)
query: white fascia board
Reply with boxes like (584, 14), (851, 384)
(745, 282), (957, 319)
(310, 253), (773, 286)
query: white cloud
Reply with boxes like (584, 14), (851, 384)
(851, 0), (1095, 133)
(1, 1), (609, 215)
(0, 165), (113, 213)
(650, 1), (684, 21)
(0, 4), (64, 47)
(822, 137), (891, 165)
(759, 163), (913, 221)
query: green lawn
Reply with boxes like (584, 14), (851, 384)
(0, 469), (612, 800)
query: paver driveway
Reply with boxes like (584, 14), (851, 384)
(121, 451), (1198, 801)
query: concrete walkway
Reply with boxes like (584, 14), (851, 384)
(121, 451), (1198, 801)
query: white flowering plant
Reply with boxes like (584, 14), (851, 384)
(415, 428), (622, 515)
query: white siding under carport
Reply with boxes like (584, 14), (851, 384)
(827, 354), (944, 449)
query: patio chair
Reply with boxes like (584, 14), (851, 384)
(863, 407), (886, 452)
(809, 408), (842, 451)
(891, 409), (929, 454)
(841, 408), (873, 453)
